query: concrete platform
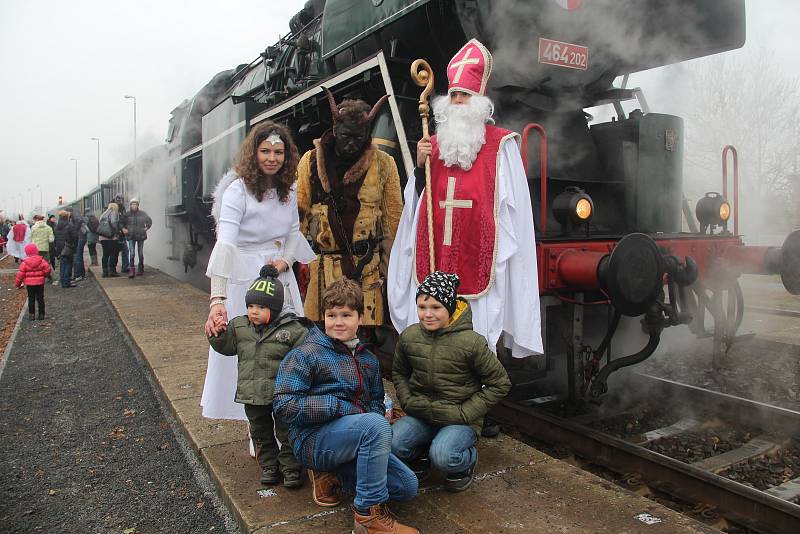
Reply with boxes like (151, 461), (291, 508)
(93, 266), (717, 533)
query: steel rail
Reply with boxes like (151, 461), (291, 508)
(493, 378), (800, 534)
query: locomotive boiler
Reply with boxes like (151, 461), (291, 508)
(76, 0), (800, 404)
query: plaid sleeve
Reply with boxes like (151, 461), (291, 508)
(274, 347), (353, 425)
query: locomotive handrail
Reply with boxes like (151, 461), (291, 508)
(522, 123), (548, 235)
(722, 145), (739, 235)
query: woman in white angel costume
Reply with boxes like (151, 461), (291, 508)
(202, 121), (316, 434)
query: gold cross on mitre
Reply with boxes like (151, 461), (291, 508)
(449, 46), (479, 84)
(439, 177), (473, 246)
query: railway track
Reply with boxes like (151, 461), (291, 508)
(492, 373), (800, 533)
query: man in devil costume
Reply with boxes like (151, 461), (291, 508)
(297, 89), (403, 326)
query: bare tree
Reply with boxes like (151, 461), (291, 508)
(682, 47), (800, 215)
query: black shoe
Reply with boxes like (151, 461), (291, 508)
(481, 417), (500, 438)
(109, 272), (120, 278)
(62, 284), (77, 288)
(28, 313), (35, 321)
(444, 455), (477, 493)
(37, 313), (45, 320)
(128, 268), (135, 279)
(282, 470), (303, 489)
(409, 455), (431, 482)
(260, 466), (281, 485)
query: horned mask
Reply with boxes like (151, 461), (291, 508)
(321, 86), (390, 128)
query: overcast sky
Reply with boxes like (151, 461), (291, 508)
(1, 0), (797, 217)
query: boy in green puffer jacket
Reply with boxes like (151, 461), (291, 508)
(391, 271), (511, 492)
(208, 265), (309, 489)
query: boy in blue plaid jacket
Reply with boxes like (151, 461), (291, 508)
(274, 278), (418, 534)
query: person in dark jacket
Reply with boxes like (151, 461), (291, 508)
(98, 202), (121, 277)
(274, 278), (418, 534)
(122, 198), (152, 278)
(16, 243), (52, 320)
(391, 271), (512, 492)
(46, 214), (57, 270)
(53, 210), (78, 288)
(208, 265), (308, 488)
(84, 208), (99, 266)
(113, 195), (129, 274)
(66, 207), (87, 281)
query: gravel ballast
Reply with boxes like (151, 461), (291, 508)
(0, 274), (235, 533)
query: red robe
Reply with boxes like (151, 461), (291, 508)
(415, 125), (515, 296)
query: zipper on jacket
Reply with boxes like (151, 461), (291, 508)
(349, 346), (365, 412)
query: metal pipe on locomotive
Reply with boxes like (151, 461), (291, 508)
(69, 0), (800, 404)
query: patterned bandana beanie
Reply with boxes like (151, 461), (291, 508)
(245, 265), (285, 319)
(417, 271), (460, 315)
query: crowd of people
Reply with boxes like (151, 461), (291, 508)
(201, 40), (542, 534)
(4, 196), (152, 321)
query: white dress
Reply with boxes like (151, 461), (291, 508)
(388, 140), (544, 358)
(5, 223), (31, 259)
(200, 176), (316, 420)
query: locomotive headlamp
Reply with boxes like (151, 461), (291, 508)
(696, 192), (730, 233)
(719, 201), (731, 222)
(553, 187), (594, 231)
(575, 198), (593, 220)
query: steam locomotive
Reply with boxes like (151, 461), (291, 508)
(68, 0), (800, 403)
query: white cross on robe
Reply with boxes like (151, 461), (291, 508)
(450, 47), (479, 84)
(439, 176), (473, 246)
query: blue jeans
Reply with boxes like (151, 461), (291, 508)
(74, 238), (86, 278)
(59, 255), (73, 286)
(311, 413), (418, 509)
(127, 239), (144, 270)
(391, 415), (477, 475)
(118, 239), (129, 271)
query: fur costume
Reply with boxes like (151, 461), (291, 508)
(297, 130), (403, 325)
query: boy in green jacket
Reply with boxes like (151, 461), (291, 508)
(208, 265), (308, 488)
(391, 271), (511, 492)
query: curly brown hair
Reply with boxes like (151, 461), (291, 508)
(234, 121), (299, 203)
(322, 278), (364, 315)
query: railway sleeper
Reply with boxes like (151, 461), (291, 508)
(765, 476), (800, 502)
(638, 417), (701, 445)
(691, 436), (782, 473)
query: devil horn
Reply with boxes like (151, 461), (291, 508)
(367, 94), (391, 123)
(321, 86), (340, 122)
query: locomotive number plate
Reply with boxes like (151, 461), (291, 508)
(538, 38), (588, 70)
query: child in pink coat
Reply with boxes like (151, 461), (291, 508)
(16, 243), (52, 320)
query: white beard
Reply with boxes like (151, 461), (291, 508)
(432, 94), (494, 171)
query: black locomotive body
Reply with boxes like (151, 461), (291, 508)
(72, 0), (800, 403)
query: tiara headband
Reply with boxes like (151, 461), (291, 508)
(265, 133), (283, 146)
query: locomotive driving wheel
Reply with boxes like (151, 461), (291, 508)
(687, 274), (744, 368)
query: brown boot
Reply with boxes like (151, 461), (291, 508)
(308, 470), (340, 507)
(352, 504), (419, 534)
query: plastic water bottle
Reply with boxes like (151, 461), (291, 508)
(384, 394), (393, 421)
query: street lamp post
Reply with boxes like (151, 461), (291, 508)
(70, 158), (78, 201)
(28, 188), (33, 215)
(36, 184), (42, 215)
(90, 137), (101, 185)
(124, 95), (137, 160)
